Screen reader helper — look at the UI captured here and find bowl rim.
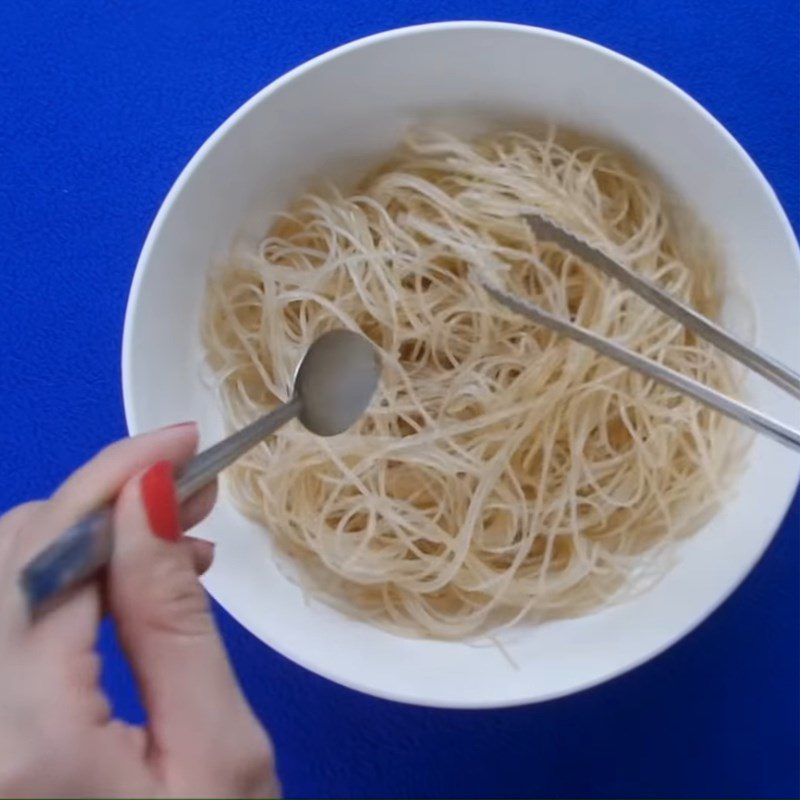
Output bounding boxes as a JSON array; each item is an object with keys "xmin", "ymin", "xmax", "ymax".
[{"xmin": 122, "ymin": 20, "xmax": 800, "ymax": 708}]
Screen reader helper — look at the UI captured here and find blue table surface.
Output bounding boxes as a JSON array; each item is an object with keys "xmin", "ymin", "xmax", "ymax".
[{"xmin": 1, "ymin": 1, "xmax": 798, "ymax": 797}]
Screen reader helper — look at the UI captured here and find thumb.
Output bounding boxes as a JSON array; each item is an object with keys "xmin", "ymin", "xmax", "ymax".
[{"xmin": 108, "ymin": 448, "xmax": 275, "ymax": 795}]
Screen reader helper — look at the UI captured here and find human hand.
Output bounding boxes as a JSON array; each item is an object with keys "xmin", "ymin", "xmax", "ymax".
[{"xmin": 0, "ymin": 424, "xmax": 279, "ymax": 798}]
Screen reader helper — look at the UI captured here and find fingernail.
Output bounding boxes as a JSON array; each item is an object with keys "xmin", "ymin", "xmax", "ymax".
[
  {"xmin": 141, "ymin": 461, "xmax": 181, "ymax": 541},
  {"xmin": 163, "ymin": 421, "xmax": 196, "ymax": 431},
  {"xmin": 191, "ymin": 539, "xmax": 216, "ymax": 575}
]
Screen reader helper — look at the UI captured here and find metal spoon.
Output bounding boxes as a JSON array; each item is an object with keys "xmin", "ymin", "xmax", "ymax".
[{"xmin": 21, "ymin": 329, "xmax": 381, "ymax": 616}]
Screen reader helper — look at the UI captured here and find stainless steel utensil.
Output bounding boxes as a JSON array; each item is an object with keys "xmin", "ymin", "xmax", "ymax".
[
  {"xmin": 21, "ymin": 329, "xmax": 381, "ymax": 616},
  {"xmin": 480, "ymin": 213, "xmax": 800, "ymax": 451}
]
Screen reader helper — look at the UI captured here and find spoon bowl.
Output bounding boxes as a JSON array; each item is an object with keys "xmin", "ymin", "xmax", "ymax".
[
  {"xmin": 296, "ymin": 329, "xmax": 382, "ymax": 436},
  {"xmin": 177, "ymin": 329, "xmax": 381, "ymax": 500}
]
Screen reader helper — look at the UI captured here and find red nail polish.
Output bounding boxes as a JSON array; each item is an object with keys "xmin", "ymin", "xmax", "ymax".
[{"xmin": 141, "ymin": 461, "xmax": 181, "ymax": 541}]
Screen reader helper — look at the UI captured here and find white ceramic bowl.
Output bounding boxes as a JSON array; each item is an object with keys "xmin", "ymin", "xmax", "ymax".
[{"xmin": 122, "ymin": 22, "xmax": 800, "ymax": 708}]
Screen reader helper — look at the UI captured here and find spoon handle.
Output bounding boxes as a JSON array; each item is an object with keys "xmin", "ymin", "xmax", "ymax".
[
  {"xmin": 20, "ymin": 397, "xmax": 302, "ymax": 617},
  {"xmin": 20, "ymin": 507, "xmax": 113, "ymax": 616},
  {"xmin": 176, "ymin": 397, "xmax": 301, "ymax": 500}
]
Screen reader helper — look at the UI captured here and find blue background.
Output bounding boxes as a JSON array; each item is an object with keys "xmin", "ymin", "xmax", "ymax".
[{"xmin": 1, "ymin": 1, "xmax": 798, "ymax": 797}]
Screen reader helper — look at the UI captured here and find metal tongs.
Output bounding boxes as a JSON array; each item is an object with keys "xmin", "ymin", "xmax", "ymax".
[{"xmin": 481, "ymin": 214, "xmax": 800, "ymax": 452}]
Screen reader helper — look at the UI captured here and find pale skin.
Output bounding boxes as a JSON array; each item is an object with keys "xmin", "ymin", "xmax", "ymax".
[{"xmin": 0, "ymin": 424, "xmax": 279, "ymax": 798}]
